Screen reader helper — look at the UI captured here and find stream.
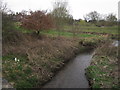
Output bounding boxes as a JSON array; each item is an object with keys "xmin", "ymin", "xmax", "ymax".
[
  {"xmin": 2, "ymin": 41, "xmax": 119, "ymax": 88},
  {"xmin": 43, "ymin": 40, "xmax": 119, "ymax": 88},
  {"xmin": 43, "ymin": 50, "xmax": 94, "ymax": 88},
  {"xmin": 112, "ymin": 40, "xmax": 119, "ymax": 47}
]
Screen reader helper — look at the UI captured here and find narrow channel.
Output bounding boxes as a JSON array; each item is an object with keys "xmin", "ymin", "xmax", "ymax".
[{"xmin": 43, "ymin": 50, "xmax": 94, "ymax": 88}]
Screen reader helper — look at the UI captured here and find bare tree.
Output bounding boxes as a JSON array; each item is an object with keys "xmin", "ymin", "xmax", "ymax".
[
  {"xmin": 1, "ymin": 0, "xmax": 15, "ymax": 30},
  {"xmin": 0, "ymin": 0, "xmax": 7, "ymax": 13},
  {"xmin": 51, "ymin": 0, "xmax": 72, "ymax": 36},
  {"xmin": 105, "ymin": 13, "xmax": 117, "ymax": 26},
  {"xmin": 106, "ymin": 13, "xmax": 117, "ymax": 22},
  {"xmin": 84, "ymin": 11, "xmax": 101, "ymax": 23}
]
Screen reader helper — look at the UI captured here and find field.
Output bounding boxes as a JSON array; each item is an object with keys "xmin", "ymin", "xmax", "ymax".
[
  {"xmin": 73, "ymin": 26, "xmax": 118, "ymax": 35},
  {"xmin": 2, "ymin": 22, "xmax": 119, "ymax": 88},
  {"xmin": 14, "ymin": 22, "xmax": 118, "ymax": 37},
  {"xmin": 2, "ymin": 0, "xmax": 119, "ymax": 88}
]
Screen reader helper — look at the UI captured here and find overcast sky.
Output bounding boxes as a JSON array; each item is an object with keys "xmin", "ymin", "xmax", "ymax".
[{"xmin": 3, "ymin": 0, "xmax": 120, "ymax": 19}]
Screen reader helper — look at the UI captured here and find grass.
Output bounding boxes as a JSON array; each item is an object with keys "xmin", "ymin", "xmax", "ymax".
[
  {"xmin": 3, "ymin": 33, "xmax": 108, "ymax": 88},
  {"xmin": 14, "ymin": 22, "xmax": 33, "ymax": 33},
  {"xmin": 65, "ymin": 25, "xmax": 118, "ymax": 34},
  {"xmin": 41, "ymin": 30, "xmax": 99, "ymax": 37},
  {"xmin": 2, "ymin": 53, "xmax": 38, "ymax": 88},
  {"xmin": 3, "ymin": 36, "xmax": 80, "ymax": 88},
  {"xmin": 3, "ymin": 22, "xmax": 118, "ymax": 88},
  {"xmin": 66, "ymin": 25, "xmax": 118, "ymax": 35},
  {"xmin": 14, "ymin": 22, "xmax": 118, "ymax": 36},
  {"xmin": 86, "ymin": 41, "xmax": 119, "ymax": 88}
]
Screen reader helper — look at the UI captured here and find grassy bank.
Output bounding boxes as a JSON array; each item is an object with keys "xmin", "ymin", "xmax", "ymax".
[
  {"xmin": 64, "ymin": 25, "xmax": 118, "ymax": 35},
  {"xmin": 14, "ymin": 23, "xmax": 118, "ymax": 37},
  {"xmin": 86, "ymin": 41, "xmax": 119, "ymax": 88},
  {"xmin": 2, "ymin": 30, "xmax": 108, "ymax": 88},
  {"xmin": 78, "ymin": 26, "xmax": 118, "ymax": 35},
  {"xmin": 41, "ymin": 30, "xmax": 100, "ymax": 37},
  {"xmin": 3, "ymin": 22, "xmax": 116, "ymax": 88}
]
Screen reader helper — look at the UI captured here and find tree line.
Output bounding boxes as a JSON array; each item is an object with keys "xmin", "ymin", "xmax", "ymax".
[
  {"xmin": 84, "ymin": 11, "xmax": 117, "ymax": 26},
  {"xmin": 1, "ymin": 0, "xmax": 118, "ymax": 35}
]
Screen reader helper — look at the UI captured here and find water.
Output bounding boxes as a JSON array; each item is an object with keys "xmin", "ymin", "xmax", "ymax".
[
  {"xmin": 43, "ymin": 41, "xmax": 119, "ymax": 88},
  {"xmin": 112, "ymin": 41, "xmax": 119, "ymax": 47},
  {"xmin": 2, "ymin": 41, "xmax": 118, "ymax": 88},
  {"xmin": 43, "ymin": 51, "xmax": 94, "ymax": 88}
]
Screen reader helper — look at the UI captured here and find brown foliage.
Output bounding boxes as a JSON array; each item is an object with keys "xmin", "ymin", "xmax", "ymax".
[
  {"xmin": 21, "ymin": 10, "xmax": 54, "ymax": 32},
  {"xmin": 3, "ymin": 35, "xmax": 81, "ymax": 85}
]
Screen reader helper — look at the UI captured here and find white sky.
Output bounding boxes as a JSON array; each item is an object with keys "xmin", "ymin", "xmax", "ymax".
[{"xmin": 3, "ymin": 0, "xmax": 120, "ymax": 19}]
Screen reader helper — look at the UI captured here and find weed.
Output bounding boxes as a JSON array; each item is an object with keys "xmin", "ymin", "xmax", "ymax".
[
  {"xmin": 2, "ymin": 53, "xmax": 38, "ymax": 88},
  {"xmin": 86, "ymin": 41, "xmax": 119, "ymax": 88}
]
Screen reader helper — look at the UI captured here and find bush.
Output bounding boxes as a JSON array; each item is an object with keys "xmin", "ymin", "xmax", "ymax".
[
  {"xmin": 2, "ymin": 13, "xmax": 25, "ymax": 44},
  {"xmin": 21, "ymin": 10, "xmax": 54, "ymax": 34},
  {"xmin": 2, "ymin": 13, "xmax": 15, "ymax": 30},
  {"xmin": 2, "ymin": 29, "xmax": 24, "ymax": 44},
  {"xmin": 79, "ymin": 36, "xmax": 107, "ymax": 48}
]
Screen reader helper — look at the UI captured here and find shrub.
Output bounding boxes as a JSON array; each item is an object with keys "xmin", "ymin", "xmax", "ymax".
[
  {"xmin": 79, "ymin": 36, "xmax": 107, "ymax": 48},
  {"xmin": 21, "ymin": 10, "xmax": 54, "ymax": 34},
  {"xmin": 2, "ymin": 29, "xmax": 24, "ymax": 44}
]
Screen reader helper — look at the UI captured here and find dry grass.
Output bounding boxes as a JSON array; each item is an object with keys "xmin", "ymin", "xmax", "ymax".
[
  {"xmin": 2, "ymin": 31, "xmax": 108, "ymax": 88},
  {"xmin": 86, "ymin": 41, "xmax": 119, "ymax": 88},
  {"xmin": 3, "ymin": 33, "xmax": 83, "ymax": 87}
]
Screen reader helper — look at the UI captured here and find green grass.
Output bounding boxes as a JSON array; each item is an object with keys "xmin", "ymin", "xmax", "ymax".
[
  {"xmin": 2, "ymin": 53, "xmax": 38, "ymax": 88},
  {"xmin": 14, "ymin": 22, "xmax": 33, "ymax": 33},
  {"xmin": 14, "ymin": 22, "xmax": 118, "ymax": 37},
  {"xmin": 77, "ymin": 33, "xmax": 97, "ymax": 37},
  {"xmin": 41, "ymin": 30, "xmax": 99, "ymax": 37},
  {"xmin": 86, "ymin": 44, "xmax": 119, "ymax": 88},
  {"xmin": 64, "ymin": 25, "xmax": 118, "ymax": 35},
  {"xmin": 3, "ymin": 21, "xmax": 118, "ymax": 88},
  {"xmin": 77, "ymin": 26, "xmax": 118, "ymax": 35},
  {"xmin": 2, "ymin": 32, "xmax": 109, "ymax": 88}
]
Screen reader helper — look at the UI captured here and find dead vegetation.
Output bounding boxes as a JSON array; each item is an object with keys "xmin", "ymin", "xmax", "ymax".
[
  {"xmin": 86, "ymin": 41, "xmax": 119, "ymax": 88},
  {"xmin": 2, "ymin": 31, "xmax": 83, "ymax": 87},
  {"xmin": 2, "ymin": 29, "xmax": 109, "ymax": 87}
]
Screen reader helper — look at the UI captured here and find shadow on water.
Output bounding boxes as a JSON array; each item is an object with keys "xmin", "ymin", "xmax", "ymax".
[{"xmin": 43, "ymin": 50, "xmax": 94, "ymax": 88}]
